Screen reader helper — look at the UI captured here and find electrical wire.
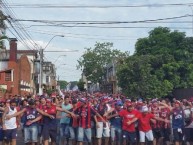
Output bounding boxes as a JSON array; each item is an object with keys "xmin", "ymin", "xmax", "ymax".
[
  {"xmin": 2, "ymin": 0, "xmax": 39, "ymax": 50},
  {"xmin": 5, "ymin": 3, "xmax": 193, "ymax": 8},
  {"xmin": 12, "ymin": 14, "xmax": 192, "ymax": 24}
]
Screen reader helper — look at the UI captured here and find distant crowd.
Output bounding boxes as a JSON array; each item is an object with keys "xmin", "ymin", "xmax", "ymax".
[{"xmin": 0, "ymin": 92, "xmax": 193, "ymax": 145}]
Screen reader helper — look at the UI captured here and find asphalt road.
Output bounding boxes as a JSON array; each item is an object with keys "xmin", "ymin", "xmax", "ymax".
[{"xmin": 17, "ymin": 129, "xmax": 24, "ymax": 145}]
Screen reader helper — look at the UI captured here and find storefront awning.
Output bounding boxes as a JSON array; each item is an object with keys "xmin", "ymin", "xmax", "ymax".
[{"xmin": 20, "ymin": 85, "xmax": 30, "ymax": 89}]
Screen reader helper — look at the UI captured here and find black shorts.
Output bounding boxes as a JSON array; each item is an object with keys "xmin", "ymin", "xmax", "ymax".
[
  {"xmin": 184, "ymin": 128, "xmax": 193, "ymax": 142},
  {"xmin": 173, "ymin": 129, "xmax": 183, "ymax": 142},
  {"xmin": 0, "ymin": 129, "xmax": 3, "ymax": 141},
  {"xmin": 122, "ymin": 130, "xmax": 137, "ymax": 143},
  {"xmin": 160, "ymin": 128, "xmax": 170, "ymax": 141},
  {"xmin": 3, "ymin": 128, "xmax": 17, "ymax": 141},
  {"xmin": 152, "ymin": 128, "xmax": 161, "ymax": 139},
  {"xmin": 42, "ymin": 125, "xmax": 57, "ymax": 142}
]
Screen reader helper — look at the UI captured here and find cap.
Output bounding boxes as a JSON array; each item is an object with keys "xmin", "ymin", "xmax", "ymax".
[
  {"xmin": 79, "ymin": 98, "xmax": 87, "ymax": 104},
  {"xmin": 28, "ymin": 99, "xmax": 35, "ymax": 105},
  {"xmin": 141, "ymin": 106, "xmax": 149, "ymax": 112},
  {"xmin": 151, "ymin": 99, "xmax": 158, "ymax": 103},
  {"xmin": 175, "ymin": 100, "xmax": 181, "ymax": 105},
  {"xmin": 46, "ymin": 99, "xmax": 52, "ymax": 104},
  {"xmin": 115, "ymin": 101, "xmax": 123, "ymax": 106},
  {"xmin": 126, "ymin": 102, "xmax": 132, "ymax": 107},
  {"xmin": 6, "ymin": 99, "xmax": 10, "ymax": 103},
  {"xmin": 137, "ymin": 101, "xmax": 144, "ymax": 106}
]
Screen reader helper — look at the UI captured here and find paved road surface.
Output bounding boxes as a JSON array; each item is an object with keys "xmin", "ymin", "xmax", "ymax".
[{"xmin": 17, "ymin": 129, "xmax": 24, "ymax": 145}]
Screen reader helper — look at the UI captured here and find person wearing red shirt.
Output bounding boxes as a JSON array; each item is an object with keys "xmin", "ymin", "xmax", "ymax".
[
  {"xmin": 36, "ymin": 97, "xmax": 47, "ymax": 145},
  {"xmin": 119, "ymin": 102, "xmax": 139, "ymax": 145},
  {"xmin": 158, "ymin": 100, "xmax": 171, "ymax": 145},
  {"xmin": 149, "ymin": 99, "xmax": 164, "ymax": 145},
  {"xmin": 42, "ymin": 99, "xmax": 75, "ymax": 145},
  {"xmin": 137, "ymin": 106, "xmax": 169, "ymax": 145},
  {"xmin": 75, "ymin": 98, "xmax": 105, "ymax": 145}
]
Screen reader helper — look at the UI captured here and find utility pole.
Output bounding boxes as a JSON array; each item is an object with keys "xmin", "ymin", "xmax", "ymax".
[
  {"xmin": 38, "ymin": 35, "xmax": 64, "ymax": 95},
  {"xmin": 39, "ymin": 48, "xmax": 43, "ymax": 95},
  {"xmin": 37, "ymin": 35, "xmax": 78, "ymax": 95}
]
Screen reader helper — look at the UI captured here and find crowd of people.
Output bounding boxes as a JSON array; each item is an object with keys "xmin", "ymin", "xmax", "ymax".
[{"xmin": 0, "ymin": 91, "xmax": 193, "ymax": 145}]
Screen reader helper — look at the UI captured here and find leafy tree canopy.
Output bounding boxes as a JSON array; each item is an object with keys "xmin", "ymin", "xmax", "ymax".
[
  {"xmin": 58, "ymin": 80, "xmax": 68, "ymax": 90},
  {"xmin": 77, "ymin": 79, "xmax": 85, "ymax": 91},
  {"xmin": 117, "ymin": 27, "xmax": 193, "ymax": 99},
  {"xmin": 78, "ymin": 42, "xmax": 129, "ymax": 83}
]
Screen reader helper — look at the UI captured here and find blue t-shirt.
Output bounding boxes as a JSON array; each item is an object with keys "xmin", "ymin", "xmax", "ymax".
[
  {"xmin": 110, "ymin": 110, "xmax": 122, "ymax": 128},
  {"xmin": 172, "ymin": 108, "xmax": 184, "ymax": 129},
  {"xmin": 24, "ymin": 107, "xmax": 39, "ymax": 127}
]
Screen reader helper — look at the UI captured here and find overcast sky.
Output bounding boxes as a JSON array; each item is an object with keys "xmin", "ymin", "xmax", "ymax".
[{"xmin": 3, "ymin": 0, "xmax": 193, "ymax": 82}]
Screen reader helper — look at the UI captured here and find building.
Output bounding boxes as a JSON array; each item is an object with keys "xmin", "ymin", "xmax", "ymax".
[
  {"xmin": 81, "ymin": 71, "xmax": 100, "ymax": 93},
  {"xmin": 101, "ymin": 60, "xmax": 121, "ymax": 94},
  {"xmin": 65, "ymin": 81, "xmax": 78, "ymax": 91},
  {"xmin": 0, "ymin": 38, "xmax": 35, "ymax": 96},
  {"xmin": 81, "ymin": 60, "xmax": 120, "ymax": 94},
  {"xmin": 42, "ymin": 61, "xmax": 57, "ymax": 90}
]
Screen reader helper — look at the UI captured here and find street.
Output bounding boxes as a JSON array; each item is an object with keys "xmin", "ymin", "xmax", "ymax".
[{"xmin": 17, "ymin": 129, "xmax": 24, "ymax": 145}]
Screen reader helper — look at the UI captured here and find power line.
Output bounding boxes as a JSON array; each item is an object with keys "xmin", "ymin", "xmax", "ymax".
[
  {"xmin": 5, "ymin": 3, "xmax": 193, "ymax": 8},
  {"xmin": 44, "ymin": 50, "xmax": 79, "ymax": 52},
  {"xmin": 2, "ymin": 1, "xmax": 35, "ymax": 50},
  {"xmin": 2, "ymin": 0, "xmax": 39, "ymax": 50},
  {"xmin": 11, "ymin": 24, "xmax": 193, "ymax": 30},
  {"xmin": 12, "ymin": 14, "xmax": 192, "ymax": 24}
]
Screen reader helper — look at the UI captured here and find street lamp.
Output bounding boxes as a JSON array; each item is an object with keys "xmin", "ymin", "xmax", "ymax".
[
  {"xmin": 53, "ymin": 55, "xmax": 66, "ymax": 64},
  {"xmin": 43, "ymin": 35, "xmax": 64, "ymax": 50},
  {"xmin": 39, "ymin": 35, "xmax": 64, "ymax": 95}
]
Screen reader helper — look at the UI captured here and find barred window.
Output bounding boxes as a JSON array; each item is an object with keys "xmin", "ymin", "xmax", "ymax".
[{"xmin": 5, "ymin": 72, "xmax": 11, "ymax": 81}]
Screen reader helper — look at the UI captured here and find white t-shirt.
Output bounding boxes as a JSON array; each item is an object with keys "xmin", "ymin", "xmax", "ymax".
[
  {"xmin": 5, "ymin": 107, "xmax": 17, "ymax": 129},
  {"xmin": 185, "ymin": 107, "xmax": 193, "ymax": 128}
]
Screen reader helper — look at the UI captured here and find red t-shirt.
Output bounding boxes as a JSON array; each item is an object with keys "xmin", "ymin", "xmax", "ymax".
[
  {"xmin": 149, "ymin": 105, "xmax": 160, "ymax": 128},
  {"xmin": 44, "ymin": 105, "xmax": 57, "ymax": 125},
  {"xmin": 37, "ymin": 104, "xmax": 47, "ymax": 124},
  {"xmin": 119, "ymin": 109, "xmax": 139, "ymax": 132},
  {"xmin": 159, "ymin": 107, "xmax": 170, "ymax": 128},
  {"xmin": 138, "ymin": 113, "xmax": 155, "ymax": 132}
]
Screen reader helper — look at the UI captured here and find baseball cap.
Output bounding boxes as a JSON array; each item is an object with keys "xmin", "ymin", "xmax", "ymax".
[
  {"xmin": 46, "ymin": 99, "xmax": 52, "ymax": 104},
  {"xmin": 175, "ymin": 100, "xmax": 181, "ymax": 105},
  {"xmin": 151, "ymin": 99, "xmax": 158, "ymax": 103},
  {"xmin": 79, "ymin": 98, "xmax": 87, "ymax": 104},
  {"xmin": 126, "ymin": 102, "xmax": 133, "ymax": 108},
  {"xmin": 141, "ymin": 106, "xmax": 149, "ymax": 112},
  {"xmin": 115, "ymin": 101, "xmax": 123, "ymax": 106}
]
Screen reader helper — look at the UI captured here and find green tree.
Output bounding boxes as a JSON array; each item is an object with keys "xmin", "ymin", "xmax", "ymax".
[
  {"xmin": 78, "ymin": 42, "xmax": 129, "ymax": 83},
  {"xmin": 77, "ymin": 79, "xmax": 85, "ymax": 91},
  {"xmin": 58, "ymin": 80, "xmax": 68, "ymax": 90},
  {"xmin": 117, "ymin": 27, "xmax": 193, "ymax": 98}
]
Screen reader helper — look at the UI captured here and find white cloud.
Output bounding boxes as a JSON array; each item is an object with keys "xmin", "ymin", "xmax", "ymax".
[{"xmin": 5, "ymin": 0, "xmax": 193, "ymax": 81}]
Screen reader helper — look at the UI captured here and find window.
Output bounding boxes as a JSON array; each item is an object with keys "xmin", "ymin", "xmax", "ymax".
[
  {"xmin": 46, "ymin": 76, "xmax": 50, "ymax": 83},
  {"xmin": 5, "ymin": 72, "xmax": 11, "ymax": 81}
]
